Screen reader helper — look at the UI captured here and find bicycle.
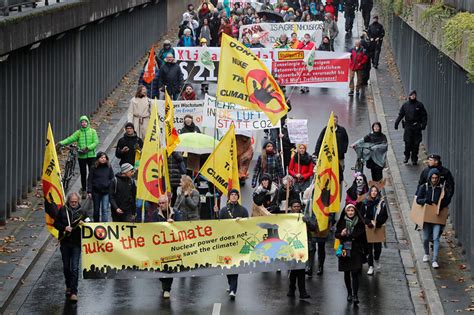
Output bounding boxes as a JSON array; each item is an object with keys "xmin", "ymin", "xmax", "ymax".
[{"xmin": 59, "ymin": 144, "xmax": 78, "ymax": 192}]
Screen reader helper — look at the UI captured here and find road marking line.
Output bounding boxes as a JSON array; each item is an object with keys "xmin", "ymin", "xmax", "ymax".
[{"xmin": 212, "ymin": 303, "xmax": 221, "ymax": 315}]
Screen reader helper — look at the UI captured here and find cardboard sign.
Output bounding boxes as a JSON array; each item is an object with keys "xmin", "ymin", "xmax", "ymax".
[
  {"xmin": 409, "ymin": 198, "xmax": 449, "ymax": 227},
  {"xmin": 365, "ymin": 225, "xmax": 386, "ymax": 243}
]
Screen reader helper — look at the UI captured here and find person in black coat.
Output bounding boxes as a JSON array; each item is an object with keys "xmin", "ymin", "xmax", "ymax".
[
  {"xmin": 110, "ymin": 163, "xmax": 136, "ymax": 222},
  {"xmin": 335, "ymin": 204, "xmax": 366, "ymax": 305},
  {"xmin": 394, "ymin": 90, "xmax": 428, "ymax": 165},
  {"xmin": 158, "ymin": 53, "xmax": 184, "ymax": 100},
  {"xmin": 363, "ymin": 186, "xmax": 388, "ymax": 275},
  {"xmin": 313, "ymin": 114, "xmax": 349, "ymax": 171},
  {"xmin": 361, "ymin": 122, "xmax": 387, "ymax": 182},
  {"xmin": 168, "ymin": 151, "xmax": 186, "ymax": 206},
  {"xmin": 318, "ymin": 36, "xmax": 332, "ymax": 51},
  {"xmin": 115, "ymin": 123, "xmax": 144, "ymax": 167},
  {"xmin": 219, "ymin": 189, "xmax": 249, "ymax": 300},
  {"xmin": 343, "ymin": 0, "xmax": 358, "ymax": 32},
  {"xmin": 417, "ymin": 154, "xmax": 454, "ymax": 203},
  {"xmin": 87, "ymin": 152, "xmax": 114, "ymax": 222},
  {"xmin": 360, "ymin": 0, "xmax": 373, "ymax": 30},
  {"xmin": 367, "ymin": 15, "xmax": 385, "ymax": 68},
  {"xmin": 53, "ymin": 192, "xmax": 90, "ymax": 302},
  {"xmin": 180, "ymin": 114, "xmax": 202, "ymax": 134}
]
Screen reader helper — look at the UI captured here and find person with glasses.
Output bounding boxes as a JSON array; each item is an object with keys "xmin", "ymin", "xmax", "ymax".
[{"xmin": 109, "ymin": 163, "xmax": 136, "ymax": 222}]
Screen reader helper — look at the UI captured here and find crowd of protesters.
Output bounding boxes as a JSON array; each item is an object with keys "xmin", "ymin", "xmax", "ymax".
[{"xmin": 52, "ymin": 0, "xmax": 455, "ymax": 307}]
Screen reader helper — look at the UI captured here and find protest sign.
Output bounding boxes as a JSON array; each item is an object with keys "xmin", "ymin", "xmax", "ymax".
[
  {"xmin": 175, "ymin": 47, "xmax": 274, "ymax": 83},
  {"xmin": 286, "ymin": 119, "xmax": 309, "ymax": 145},
  {"xmin": 155, "ymin": 100, "xmax": 204, "ymax": 133},
  {"xmin": 273, "ymin": 50, "xmax": 350, "ymax": 88},
  {"xmin": 202, "ymin": 95, "xmax": 280, "ymax": 131},
  {"xmin": 239, "ymin": 21, "xmax": 323, "ymax": 47},
  {"xmin": 82, "ymin": 214, "xmax": 307, "ymax": 279}
]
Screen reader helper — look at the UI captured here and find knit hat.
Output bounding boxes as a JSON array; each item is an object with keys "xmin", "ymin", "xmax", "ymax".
[
  {"xmin": 124, "ymin": 122, "xmax": 135, "ymax": 129},
  {"xmin": 163, "ymin": 40, "xmax": 171, "ymax": 45},
  {"xmin": 260, "ymin": 173, "xmax": 272, "ymax": 183},
  {"xmin": 428, "ymin": 154, "xmax": 441, "ymax": 162},
  {"xmin": 262, "ymin": 139, "xmax": 275, "ymax": 149},
  {"xmin": 345, "ymin": 204, "xmax": 356, "ymax": 211},
  {"xmin": 228, "ymin": 189, "xmax": 240, "ymax": 198},
  {"xmin": 121, "ymin": 163, "xmax": 134, "ymax": 173},
  {"xmin": 409, "ymin": 90, "xmax": 417, "ymax": 96}
]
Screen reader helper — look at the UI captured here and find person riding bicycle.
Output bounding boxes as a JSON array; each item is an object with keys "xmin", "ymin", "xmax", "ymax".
[{"xmin": 58, "ymin": 115, "xmax": 99, "ymax": 199}]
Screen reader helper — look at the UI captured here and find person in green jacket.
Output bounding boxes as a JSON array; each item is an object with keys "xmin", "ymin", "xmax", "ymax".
[{"xmin": 58, "ymin": 116, "xmax": 99, "ymax": 198}]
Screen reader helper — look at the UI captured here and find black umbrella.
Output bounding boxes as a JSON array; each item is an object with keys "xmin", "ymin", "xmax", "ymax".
[{"xmin": 257, "ymin": 10, "xmax": 284, "ymax": 23}]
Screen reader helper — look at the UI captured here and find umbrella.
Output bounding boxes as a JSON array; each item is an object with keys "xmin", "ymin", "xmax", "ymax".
[
  {"xmin": 176, "ymin": 133, "xmax": 219, "ymax": 154},
  {"xmin": 257, "ymin": 10, "xmax": 284, "ymax": 23}
]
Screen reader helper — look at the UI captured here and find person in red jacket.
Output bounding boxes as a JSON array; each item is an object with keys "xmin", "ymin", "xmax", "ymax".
[
  {"xmin": 289, "ymin": 144, "xmax": 315, "ymax": 192},
  {"xmin": 325, "ymin": 0, "xmax": 337, "ymax": 21},
  {"xmin": 348, "ymin": 40, "xmax": 369, "ymax": 96}
]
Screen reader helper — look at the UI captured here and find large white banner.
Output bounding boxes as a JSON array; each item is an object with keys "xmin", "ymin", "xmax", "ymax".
[
  {"xmin": 202, "ymin": 95, "xmax": 280, "ymax": 131},
  {"xmin": 239, "ymin": 21, "xmax": 324, "ymax": 47},
  {"xmin": 174, "ymin": 47, "xmax": 274, "ymax": 61}
]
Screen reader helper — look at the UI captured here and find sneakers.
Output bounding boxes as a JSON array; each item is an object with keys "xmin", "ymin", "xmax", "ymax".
[
  {"xmin": 347, "ymin": 294, "xmax": 353, "ymax": 303},
  {"xmin": 353, "ymin": 295, "xmax": 359, "ymax": 305},
  {"xmin": 348, "ymin": 90, "xmax": 354, "ymax": 96},
  {"xmin": 300, "ymin": 293, "xmax": 310, "ymax": 299},
  {"xmin": 316, "ymin": 266, "xmax": 324, "ymax": 276},
  {"xmin": 356, "ymin": 90, "xmax": 360, "ymax": 95},
  {"xmin": 163, "ymin": 291, "xmax": 170, "ymax": 299},
  {"xmin": 69, "ymin": 294, "xmax": 78, "ymax": 302},
  {"xmin": 375, "ymin": 261, "xmax": 381, "ymax": 271},
  {"xmin": 403, "ymin": 157, "xmax": 409, "ymax": 164},
  {"xmin": 367, "ymin": 266, "xmax": 374, "ymax": 275},
  {"xmin": 300, "ymin": 88, "xmax": 306, "ymax": 94},
  {"xmin": 432, "ymin": 261, "xmax": 440, "ymax": 269},
  {"xmin": 229, "ymin": 291, "xmax": 236, "ymax": 300},
  {"xmin": 65, "ymin": 288, "xmax": 71, "ymax": 297},
  {"xmin": 422, "ymin": 254, "xmax": 430, "ymax": 262}
]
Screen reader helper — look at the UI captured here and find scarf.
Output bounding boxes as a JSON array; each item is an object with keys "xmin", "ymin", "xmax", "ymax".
[
  {"xmin": 293, "ymin": 152, "xmax": 312, "ymax": 166},
  {"xmin": 344, "ymin": 215, "xmax": 359, "ymax": 235}
]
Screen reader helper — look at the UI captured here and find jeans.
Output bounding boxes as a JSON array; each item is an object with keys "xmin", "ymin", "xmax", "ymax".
[
  {"xmin": 423, "ymin": 223, "xmax": 441, "ymax": 262},
  {"xmin": 78, "ymin": 158, "xmax": 94, "ymax": 191},
  {"xmin": 60, "ymin": 243, "xmax": 81, "ymax": 294},
  {"xmin": 227, "ymin": 274, "xmax": 238, "ymax": 293},
  {"xmin": 92, "ymin": 192, "xmax": 109, "ymax": 222},
  {"xmin": 367, "ymin": 242, "xmax": 382, "ymax": 266}
]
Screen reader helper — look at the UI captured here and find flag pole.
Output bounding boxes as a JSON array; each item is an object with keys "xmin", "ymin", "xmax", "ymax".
[
  {"xmin": 278, "ymin": 126, "xmax": 286, "ymax": 176},
  {"xmin": 141, "ymin": 202, "xmax": 145, "ymax": 223},
  {"xmin": 212, "ymin": 93, "xmax": 219, "ymax": 219},
  {"xmin": 285, "ymin": 177, "xmax": 290, "ymax": 214}
]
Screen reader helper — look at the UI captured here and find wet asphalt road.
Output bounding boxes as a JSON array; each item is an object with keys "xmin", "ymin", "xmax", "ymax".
[{"xmin": 13, "ymin": 14, "xmax": 416, "ymax": 315}]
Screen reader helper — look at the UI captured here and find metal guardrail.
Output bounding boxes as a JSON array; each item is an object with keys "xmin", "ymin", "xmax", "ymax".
[
  {"xmin": 443, "ymin": 0, "xmax": 474, "ymax": 12},
  {"xmin": 0, "ymin": 0, "xmax": 168, "ymax": 223}
]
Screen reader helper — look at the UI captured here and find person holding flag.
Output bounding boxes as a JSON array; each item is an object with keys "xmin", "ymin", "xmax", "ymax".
[
  {"xmin": 312, "ymin": 112, "xmax": 341, "ymax": 233},
  {"xmin": 54, "ymin": 191, "xmax": 90, "ymax": 302},
  {"xmin": 164, "ymin": 90, "xmax": 181, "ymax": 155}
]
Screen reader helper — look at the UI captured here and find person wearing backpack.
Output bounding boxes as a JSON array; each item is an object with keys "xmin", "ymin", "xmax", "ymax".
[{"xmin": 109, "ymin": 163, "xmax": 136, "ymax": 222}]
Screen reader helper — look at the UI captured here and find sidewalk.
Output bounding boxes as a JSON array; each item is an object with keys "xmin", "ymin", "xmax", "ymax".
[
  {"xmin": 370, "ymin": 8, "xmax": 474, "ymax": 314},
  {"xmin": 0, "ymin": 31, "xmax": 178, "ymax": 312}
]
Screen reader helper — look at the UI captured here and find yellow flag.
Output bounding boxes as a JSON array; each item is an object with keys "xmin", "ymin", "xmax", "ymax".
[
  {"xmin": 312, "ymin": 112, "xmax": 340, "ymax": 231},
  {"xmin": 136, "ymin": 100, "xmax": 167, "ymax": 203},
  {"xmin": 42, "ymin": 123, "xmax": 64, "ymax": 238},
  {"xmin": 164, "ymin": 90, "xmax": 180, "ymax": 156},
  {"xmin": 200, "ymin": 124, "xmax": 240, "ymax": 195},
  {"xmin": 217, "ymin": 33, "xmax": 288, "ymax": 126}
]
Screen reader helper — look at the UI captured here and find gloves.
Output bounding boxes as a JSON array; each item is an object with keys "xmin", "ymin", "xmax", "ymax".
[{"xmin": 394, "ymin": 124, "xmax": 398, "ymax": 130}]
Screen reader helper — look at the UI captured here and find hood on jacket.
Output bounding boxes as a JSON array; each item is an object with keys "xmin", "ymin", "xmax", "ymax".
[
  {"xmin": 260, "ymin": 173, "xmax": 272, "ymax": 183},
  {"xmin": 79, "ymin": 115, "xmax": 90, "ymax": 129},
  {"xmin": 428, "ymin": 168, "xmax": 440, "ymax": 186}
]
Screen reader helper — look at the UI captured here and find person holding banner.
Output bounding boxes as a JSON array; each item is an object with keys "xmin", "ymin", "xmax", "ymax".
[
  {"xmin": 152, "ymin": 195, "xmax": 183, "ymax": 298},
  {"xmin": 335, "ymin": 204, "xmax": 366, "ymax": 306},
  {"xmin": 287, "ymin": 199, "xmax": 311, "ymax": 299},
  {"xmin": 218, "ymin": 189, "xmax": 249, "ymax": 300},
  {"xmin": 252, "ymin": 140, "xmax": 284, "ymax": 189},
  {"xmin": 253, "ymin": 173, "xmax": 279, "ymax": 214},
  {"xmin": 363, "ymin": 186, "xmax": 388, "ymax": 275},
  {"xmin": 174, "ymin": 175, "xmax": 201, "ymax": 220},
  {"xmin": 416, "ymin": 169, "xmax": 450, "ymax": 269},
  {"xmin": 288, "ymin": 144, "xmax": 314, "ymax": 193},
  {"xmin": 54, "ymin": 192, "xmax": 90, "ymax": 302}
]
